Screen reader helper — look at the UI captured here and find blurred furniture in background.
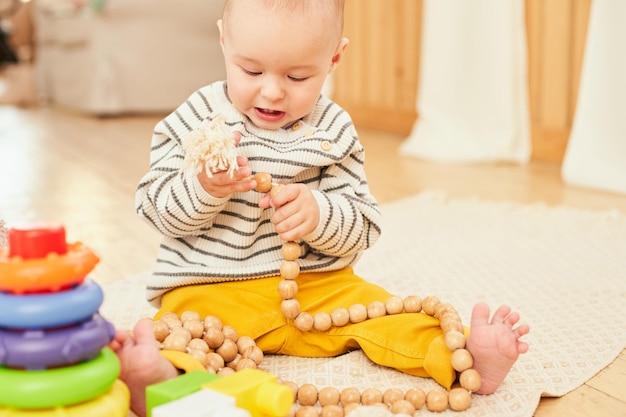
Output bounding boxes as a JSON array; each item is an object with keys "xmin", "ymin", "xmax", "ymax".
[
  {"xmin": 33, "ymin": 0, "xmax": 225, "ymax": 115},
  {"xmin": 0, "ymin": 0, "xmax": 37, "ymax": 106}
]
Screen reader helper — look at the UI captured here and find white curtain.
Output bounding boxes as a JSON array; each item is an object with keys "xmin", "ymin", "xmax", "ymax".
[
  {"xmin": 400, "ymin": 0, "xmax": 530, "ymax": 163},
  {"xmin": 561, "ymin": 0, "xmax": 626, "ymax": 195}
]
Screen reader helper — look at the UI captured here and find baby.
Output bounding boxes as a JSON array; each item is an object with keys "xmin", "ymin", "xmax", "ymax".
[{"xmin": 111, "ymin": 1, "xmax": 529, "ymax": 416}]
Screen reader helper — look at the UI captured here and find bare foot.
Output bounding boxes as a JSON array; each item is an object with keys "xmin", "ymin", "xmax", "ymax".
[
  {"xmin": 109, "ymin": 319, "xmax": 179, "ymax": 417},
  {"xmin": 466, "ymin": 303, "xmax": 530, "ymax": 394}
]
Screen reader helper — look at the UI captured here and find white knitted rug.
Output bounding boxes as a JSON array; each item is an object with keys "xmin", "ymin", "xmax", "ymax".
[{"xmin": 101, "ymin": 191, "xmax": 626, "ymax": 417}]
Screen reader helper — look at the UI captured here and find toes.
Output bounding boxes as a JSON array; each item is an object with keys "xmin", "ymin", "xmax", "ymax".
[
  {"xmin": 517, "ymin": 340, "xmax": 529, "ymax": 354},
  {"xmin": 505, "ymin": 311, "xmax": 521, "ymax": 327},
  {"xmin": 470, "ymin": 302, "xmax": 491, "ymax": 327},
  {"xmin": 491, "ymin": 305, "xmax": 512, "ymax": 324}
]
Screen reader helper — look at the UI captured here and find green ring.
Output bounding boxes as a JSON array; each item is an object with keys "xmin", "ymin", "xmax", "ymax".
[{"xmin": 0, "ymin": 347, "xmax": 120, "ymax": 409}]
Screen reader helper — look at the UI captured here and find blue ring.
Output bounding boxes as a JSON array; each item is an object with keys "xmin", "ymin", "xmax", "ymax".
[
  {"xmin": 0, "ymin": 314, "xmax": 115, "ymax": 370},
  {"xmin": 0, "ymin": 279, "xmax": 103, "ymax": 329}
]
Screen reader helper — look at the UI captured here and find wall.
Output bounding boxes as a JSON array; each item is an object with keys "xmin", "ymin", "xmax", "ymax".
[{"xmin": 332, "ymin": 0, "xmax": 592, "ymax": 163}]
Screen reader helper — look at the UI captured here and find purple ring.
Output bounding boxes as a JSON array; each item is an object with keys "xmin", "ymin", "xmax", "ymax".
[{"xmin": 0, "ymin": 314, "xmax": 115, "ymax": 370}]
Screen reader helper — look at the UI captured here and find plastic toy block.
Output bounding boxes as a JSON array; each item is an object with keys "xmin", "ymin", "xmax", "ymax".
[
  {"xmin": 146, "ymin": 370, "xmax": 220, "ymax": 417},
  {"xmin": 203, "ymin": 368, "xmax": 294, "ymax": 417},
  {"xmin": 152, "ymin": 389, "xmax": 251, "ymax": 417}
]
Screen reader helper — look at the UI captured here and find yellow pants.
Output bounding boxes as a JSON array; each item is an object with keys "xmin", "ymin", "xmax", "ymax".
[{"xmin": 158, "ymin": 267, "xmax": 458, "ymax": 389}]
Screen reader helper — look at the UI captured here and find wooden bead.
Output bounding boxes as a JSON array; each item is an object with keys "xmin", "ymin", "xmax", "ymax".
[
  {"xmin": 236, "ymin": 335, "xmax": 256, "ymax": 353},
  {"xmin": 222, "ymin": 325, "xmax": 239, "ymax": 342},
  {"xmin": 348, "ymin": 303, "xmax": 368, "ymax": 323},
  {"xmin": 445, "ymin": 330, "xmax": 466, "ymax": 351},
  {"xmin": 226, "ymin": 353, "xmax": 242, "ymax": 370},
  {"xmin": 382, "ymin": 388, "xmax": 404, "ymax": 406},
  {"xmin": 320, "ymin": 404, "xmax": 344, "ymax": 417},
  {"xmin": 216, "ymin": 338, "xmax": 238, "ymax": 362},
  {"xmin": 203, "ymin": 327, "xmax": 225, "ymax": 349},
  {"xmin": 183, "ymin": 320, "xmax": 204, "ymax": 339},
  {"xmin": 235, "ymin": 357, "xmax": 257, "ymax": 371},
  {"xmin": 391, "ymin": 399, "xmax": 416, "ymax": 415},
  {"xmin": 218, "ymin": 366, "xmax": 235, "ymax": 377},
  {"xmin": 297, "ymin": 383, "xmax": 318, "ymax": 406},
  {"xmin": 339, "ymin": 387, "xmax": 361, "ymax": 406},
  {"xmin": 403, "ymin": 295, "xmax": 422, "ymax": 313},
  {"xmin": 161, "ymin": 334, "xmax": 188, "ymax": 352},
  {"xmin": 318, "ymin": 387, "xmax": 340, "ymax": 406},
  {"xmin": 361, "ymin": 388, "xmax": 383, "ymax": 405},
  {"xmin": 330, "ymin": 307, "xmax": 350, "ymax": 327},
  {"xmin": 313, "ymin": 312, "xmax": 332, "ymax": 332},
  {"xmin": 460, "ymin": 369, "xmax": 482, "ymax": 392},
  {"xmin": 278, "ymin": 279, "xmax": 299, "ymax": 299},
  {"xmin": 451, "ymin": 348, "xmax": 474, "ymax": 372},
  {"xmin": 203, "ymin": 315, "xmax": 223, "ymax": 331},
  {"xmin": 206, "ymin": 352, "xmax": 225, "ymax": 371},
  {"xmin": 241, "ymin": 345, "xmax": 264, "ymax": 365},
  {"xmin": 295, "ymin": 406, "xmax": 318, "ymax": 417},
  {"xmin": 385, "ymin": 296, "xmax": 404, "ymax": 315},
  {"xmin": 160, "ymin": 314, "xmax": 182, "ymax": 329},
  {"xmin": 188, "ymin": 349, "xmax": 209, "ymax": 367},
  {"xmin": 367, "ymin": 301, "xmax": 387, "ymax": 319},
  {"xmin": 281, "ymin": 241, "xmax": 301, "ymax": 261},
  {"xmin": 281, "ymin": 299, "xmax": 301, "ymax": 319},
  {"xmin": 170, "ymin": 327, "xmax": 192, "ymax": 344},
  {"xmin": 426, "ymin": 388, "xmax": 448, "ymax": 412},
  {"xmin": 434, "ymin": 302, "xmax": 457, "ymax": 319},
  {"xmin": 151, "ymin": 320, "xmax": 170, "ymax": 342},
  {"xmin": 404, "ymin": 387, "xmax": 426, "ymax": 409},
  {"xmin": 253, "ymin": 172, "xmax": 273, "ymax": 193},
  {"xmin": 294, "ymin": 312, "xmax": 314, "ymax": 332},
  {"xmin": 440, "ymin": 315, "xmax": 464, "ymax": 334},
  {"xmin": 187, "ymin": 338, "xmax": 210, "ymax": 353},
  {"xmin": 421, "ymin": 296, "xmax": 440, "ymax": 316},
  {"xmin": 448, "ymin": 387, "xmax": 472, "ymax": 411},
  {"xmin": 180, "ymin": 310, "xmax": 202, "ymax": 323},
  {"xmin": 280, "ymin": 261, "xmax": 300, "ymax": 280}
]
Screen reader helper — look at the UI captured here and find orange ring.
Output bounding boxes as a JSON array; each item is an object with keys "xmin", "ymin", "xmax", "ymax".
[{"xmin": 0, "ymin": 242, "xmax": 99, "ymax": 294}]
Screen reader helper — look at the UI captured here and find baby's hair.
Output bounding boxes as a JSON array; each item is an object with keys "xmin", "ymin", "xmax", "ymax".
[{"xmin": 222, "ymin": 0, "xmax": 345, "ymax": 40}]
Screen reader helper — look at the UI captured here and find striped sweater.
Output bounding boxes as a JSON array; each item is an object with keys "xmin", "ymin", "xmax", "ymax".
[{"xmin": 136, "ymin": 81, "xmax": 382, "ymax": 306}]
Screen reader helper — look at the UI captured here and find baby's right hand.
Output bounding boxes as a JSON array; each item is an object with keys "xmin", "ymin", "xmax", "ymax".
[{"xmin": 197, "ymin": 155, "xmax": 255, "ymax": 198}]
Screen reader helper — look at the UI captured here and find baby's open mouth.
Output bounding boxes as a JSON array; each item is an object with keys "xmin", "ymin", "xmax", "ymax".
[
  {"xmin": 257, "ymin": 108, "xmax": 283, "ymax": 115},
  {"xmin": 255, "ymin": 107, "xmax": 285, "ymax": 121}
]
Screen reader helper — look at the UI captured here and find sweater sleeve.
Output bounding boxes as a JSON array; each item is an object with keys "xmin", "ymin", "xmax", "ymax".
[
  {"xmin": 135, "ymin": 86, "xmax": 231, "ymax": 238},
  {"xmin": 302, "ymin": 126, "xmax": 382, "ymax": 258}
]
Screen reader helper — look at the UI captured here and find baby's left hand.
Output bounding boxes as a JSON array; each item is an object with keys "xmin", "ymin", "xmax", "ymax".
[{"xmin": 259, "ymin": 184, "xmax": 320, "ymax": 241}]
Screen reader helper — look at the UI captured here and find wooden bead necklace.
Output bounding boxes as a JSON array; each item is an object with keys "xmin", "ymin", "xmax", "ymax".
[
  {"xmin": 154, "ymin": 305, "xmax": 478, "ymax": 416},
  {"xmin": 172, "ymin": 125, "xmax": 480, "ymax": 414}
]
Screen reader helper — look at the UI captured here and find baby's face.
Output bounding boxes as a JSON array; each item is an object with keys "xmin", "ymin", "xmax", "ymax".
[{"xmin": 220, "ymin": 2, "xmax": 344, "ymax": 130}]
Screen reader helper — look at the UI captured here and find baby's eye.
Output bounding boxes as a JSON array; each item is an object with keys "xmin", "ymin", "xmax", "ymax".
[
  {"xmin": 243, "ymin": 68, "xmax": 262, "ymax": 76},
  {"xmin": 288, "ymin": 76, "xmax": 309, "ymax": 82}
]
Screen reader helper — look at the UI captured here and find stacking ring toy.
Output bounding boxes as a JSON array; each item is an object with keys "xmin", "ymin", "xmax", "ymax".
[
  {"xmin": 0, "ymin": 242, "xmax": 99, "ymax": 294},
  {"xmin": 0, "ymin": 379, "xmax": 129, "ymax": 417},
  {"xmin": 0, "ymin": 279, "xmax": 104, "ymax": 329},
  {"xmin": 0, "ymin": 347, "xmax": 120, "ymax": 409},
  {"xmin": 0, "ymin": 314, "xmax": 115, "ymax": 370}
]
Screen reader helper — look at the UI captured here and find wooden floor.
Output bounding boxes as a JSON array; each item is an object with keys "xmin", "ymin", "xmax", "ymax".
[{"xmin": 1, "ymin": 104, "xmax": 625, "ymax": 416}]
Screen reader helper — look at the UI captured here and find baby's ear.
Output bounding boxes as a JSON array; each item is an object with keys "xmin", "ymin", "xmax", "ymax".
[
  {"xmin": 217, "ymin": 19, "xmax": 225, "ymax": 50},
  {"xmin": 329, "ymin": 37, "xmax": 350, "ymax": 73}
]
